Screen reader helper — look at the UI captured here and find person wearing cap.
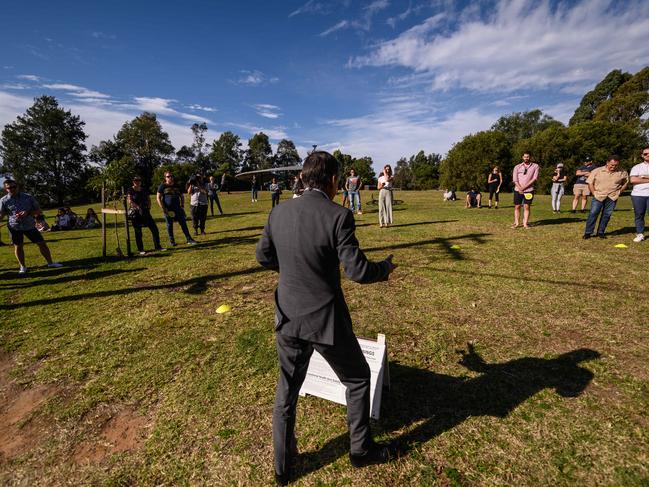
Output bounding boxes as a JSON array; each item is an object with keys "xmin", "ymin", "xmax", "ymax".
[
  {"xmin": 571, "ymin": 157, "xmax": 595, "ymax": 213},
  {"xmin": 127, "ymin": 176, "xmax": 164, "ymax": 254},
  {"xmin": 551, "ymin": 163, "xmax": 567, "ymax": 213},
  {"xmin": 582, "ymin": 155, "xmax": 629, "ymax": 239},
  {"xmin": 511, "ymin": 152, "xmax": 539, "ymax": 229},
  {"xmin": 0, "ymin": 179, "xmax": 63, "ymax": 275},
  {"xmin": 629, "ymin": 146, "xmax": 649, "ymax": 242}
]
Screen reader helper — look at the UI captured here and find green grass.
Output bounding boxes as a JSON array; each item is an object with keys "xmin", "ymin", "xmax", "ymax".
[{"xmin": 1, "ymin": 191, "xmax": 648, "ymax": 486}]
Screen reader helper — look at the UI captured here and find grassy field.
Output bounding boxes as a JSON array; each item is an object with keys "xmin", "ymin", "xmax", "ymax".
[{"xmin": 1, "ymin": 190, "xmax": 647, "ymax": 486}]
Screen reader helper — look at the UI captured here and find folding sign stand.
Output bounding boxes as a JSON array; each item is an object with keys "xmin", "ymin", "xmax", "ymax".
[{"xmin": 299, "ymin": 334, "xmax": 390, "ymax": 419}]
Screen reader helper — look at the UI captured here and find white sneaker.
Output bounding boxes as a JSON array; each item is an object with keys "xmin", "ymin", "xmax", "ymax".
[
  {"xmin": 139, "ymin": 251, "xmax": 147, "ymax": 256},
  {"xmin": 47, "ymin": 262, "xmax": 63, "ymax": 268},
  {"xmin": 633, "ymin": 234, "xmax": 645, "ymax": 242},
  {"xmin": 19, "ymin": 266, "xmax": 27, "ymax": 275}
]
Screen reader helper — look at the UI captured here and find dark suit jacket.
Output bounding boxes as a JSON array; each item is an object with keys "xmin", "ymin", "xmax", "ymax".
[{"xmin": 256, "ymin": 189, "xmax": 390, "ymax": 345}]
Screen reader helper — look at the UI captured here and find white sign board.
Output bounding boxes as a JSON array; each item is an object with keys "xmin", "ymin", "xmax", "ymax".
[{"xmin": 299, "ymin": 334, "xmax": 389, "ymax": 419}]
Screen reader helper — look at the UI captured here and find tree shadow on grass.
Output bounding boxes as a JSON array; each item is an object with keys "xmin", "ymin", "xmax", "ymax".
[
  {"xmin": 533, "ymin": 217, "xmax": 582, "ymax": 226},
  {"xmin": 605, "ymin": 226, "xmax": 636, "ymax": 236},
  {"xmin": 0, "ymin": 267, "xmax": 146, "ymax": 290},
  {"xmin": 292, "ymin": 345, "xmax": 599, "ymax": 481},
  {"xmin": 365, "ymin": 233, "xmax": 490, "ymax": 261},
  {"xmin": 0, "ymin": 265, "xmax": 268, "ymax": 310},
  {"xmin": 425, "ymin": 266, "xmax": 644, "ymax": 294},
  {"xmin": 355, "ymin": 220, "xmax": 459, "ymax": 229}
]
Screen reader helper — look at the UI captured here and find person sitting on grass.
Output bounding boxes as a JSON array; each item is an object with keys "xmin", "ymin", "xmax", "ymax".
[
  {"xmin": 83, "ymin": 208, "xmax": 101, "ymax": 229},
  {"xmin": 51, "ymin": 207, "xmax": 74, "ymax": 231},
  {"xmin": 35, "ymin": 211, "xmax": 50, "ymax": 232},
  {"xmin": 0, "ymin": 179, "xmax": 62, "ymax": 275},
  {"xmin": 465, "ymin": 188, "xmax": 482, "ymax": 208}
]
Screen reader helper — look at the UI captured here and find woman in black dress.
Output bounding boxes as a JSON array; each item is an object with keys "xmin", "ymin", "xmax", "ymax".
[{"xmin": 487, "ymin": 166, "xmax": 502, "ymax": 209}]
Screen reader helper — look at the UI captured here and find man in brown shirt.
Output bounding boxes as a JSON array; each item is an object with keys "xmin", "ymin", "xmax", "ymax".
[{"xmin": 583, "ymin": 155, "xmax": 629, "ymax": 239}]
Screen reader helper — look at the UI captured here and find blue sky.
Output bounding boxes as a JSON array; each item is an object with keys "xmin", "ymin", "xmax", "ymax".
[{"xmin": 1, "ymin": 0, "xmax": 648, "ymax": 168}]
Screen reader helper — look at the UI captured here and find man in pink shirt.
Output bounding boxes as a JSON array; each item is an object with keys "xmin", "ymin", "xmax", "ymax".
[{"xmin": 512, "ymin": 152, "xmax": 540, "ymax": 229}]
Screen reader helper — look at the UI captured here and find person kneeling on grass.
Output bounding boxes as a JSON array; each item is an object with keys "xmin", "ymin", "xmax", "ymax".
[
  {"xmin": 0, "ymin": 179, "xmax": 62, "ymax": 275},
  {"xmin": 465, "ymin": 188, "xmax": 482, "ymax": 208}
]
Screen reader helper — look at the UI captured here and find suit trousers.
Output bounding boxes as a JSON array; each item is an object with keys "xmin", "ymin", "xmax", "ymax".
[{"xmin": 273, "ymin": 332, "xmax": 372, "ymax": 476}]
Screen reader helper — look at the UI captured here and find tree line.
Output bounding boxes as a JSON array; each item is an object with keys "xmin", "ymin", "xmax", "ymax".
[{"xmin": 1, "ymin": 66, "xmax": 647, "ymax": 204}]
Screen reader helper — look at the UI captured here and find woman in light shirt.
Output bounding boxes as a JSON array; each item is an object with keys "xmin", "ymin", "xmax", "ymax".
[{"xmin": 377, "ymin": 165, "xmax": 394, "ymax": 227}]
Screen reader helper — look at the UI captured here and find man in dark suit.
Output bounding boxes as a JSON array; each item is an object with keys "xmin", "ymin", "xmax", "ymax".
[{"xmin": 256, "ymin": 151, "xmax": 398, "ymax": 485}]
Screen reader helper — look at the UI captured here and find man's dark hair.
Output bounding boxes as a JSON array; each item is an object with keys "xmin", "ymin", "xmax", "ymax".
[
  {"xmin": 3, "ymin": 179, "xmax": 16, "ymax": 187},
  {"xmin": 302, "ymin": 151, "xmax": 339, "ymax": 191},
  {"xmin": 608, "ymin": 154, "xmax": 621, "ymax": 162}
]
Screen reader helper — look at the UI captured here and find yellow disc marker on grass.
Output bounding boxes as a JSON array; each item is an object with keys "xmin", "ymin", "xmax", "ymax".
[
  {"xmin": 450, "ymin": 244, "xmax": 461, "ymax": 250},
  {"xmin": 614, "ymin": 243, "xmax": 628, "ymax": 249},
  {"xmin": 216, "ymin": 304, "xmax": 232, "ymax": 314}
]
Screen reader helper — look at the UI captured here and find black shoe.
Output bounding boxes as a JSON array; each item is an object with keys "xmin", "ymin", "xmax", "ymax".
[
  {"xmin": 597, "ymin": 233, "xmax": 607, "ymax": 239},
  {"xmin": 350, "ymin": 440, "xmax": 400, "ymax": 468},
  {"xmin": 582, "ymin": 234, "xmax": 591, "ymax": 239},
  {"xmin": 275, "ymin": 471, "xmax": 290, "ymax": 486}
]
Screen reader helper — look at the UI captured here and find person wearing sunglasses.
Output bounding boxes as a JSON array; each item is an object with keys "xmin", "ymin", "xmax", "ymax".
[
  {"xmin": 511, "ymin": 152, "xmax": 539, "ymax": 228},
  {"xmin": 156, "ymin": 172, "xmax": 197, "ymax": 246},
  {"xmin": 629, "ymin": 147, "xmax": 649, "ymax": 242},
  {"xmin": 0, "ymin": 179, "xmax": 63, "ymax": 275}
]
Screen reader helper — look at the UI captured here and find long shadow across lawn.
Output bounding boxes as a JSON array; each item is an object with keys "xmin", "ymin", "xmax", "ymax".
[
  {"xmin": 355, "ymin": 220, "xmax": 459, "ymax": 229},
  {"xmin": 365, "ymin": 233, "xmax": 490, "ymax": 261},
  {"xmin": 533, "ymin": 217, "xmax": 582, "ymax": 226},
  {"xmin": 0, "ymin": 267, "xmax": 145, "ymax": 290},
  {"xmin": 293, "ymin": 345, "xmax": 600, "ymax": 481},
  {"xmin": 0, "ymin": 265, "xmax": 268, "ymax": 310}
]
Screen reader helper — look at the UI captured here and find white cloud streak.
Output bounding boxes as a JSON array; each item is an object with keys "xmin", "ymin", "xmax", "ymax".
[
  {"xmin": 351, "ymin": 0, "xmax": 649, "ymax": 92},
  {"xmin": 234, "ymin": 70, "xmax": 279, "ymax": 86}
]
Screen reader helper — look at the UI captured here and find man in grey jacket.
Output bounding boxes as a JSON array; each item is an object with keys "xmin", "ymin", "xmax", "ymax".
[{"xmin": 256, "ymin": 151, "xmax": 398, "ymax": 485}]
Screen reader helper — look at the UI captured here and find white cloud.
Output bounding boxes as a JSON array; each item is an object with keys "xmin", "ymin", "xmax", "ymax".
[
  {"xmin": 17, "ymin": 74, "xmax": 41, "ymax": 81},
  {"xmin": 320, "ymin": 20, "xmax": 350, "ymax": 37},
  {"xmin": 91, "ymin": 31, "xmax": 116, "ymax": 39},
  {"xmin": 234, "ymin": 70, "xmax": 279, "ymax": 86},
  {"xmin": 227, "ymin": 122, "xmax": 288, "ymax": 141},
  {"xmin": 320, "ymin": 98, "xmax": 499, "ymax": 165},
  {"xmin": 252, "ymin": 103, "xmax": 281, "ymax": 119},
  {"xmin": 129, "ymin": 97, "xmax": 212, "ymax": 123},
  {"xmin": 187, "ymin": 104, "xmax": 217, "ymax": 112},
  {"xmin": 42, "ymin": 83, "xmax": 111, "ymax": 99},
  {"xmin": 0, "ymin": 83, "xmax": 29, "ymax": 90},
  {"xmin": 289, "ymin": 0, "xmax": 329, "ymax": 17},
  {"xmin": 320, "ymin": 0, "xmax": 390, "ymax": 36},
  {"xmin": 0, "ymin": 89, "xmax": 219, "ymax": 152},
  {"xmin": 351, "ymin": 0, "xmax": 649, "ymax": 93}
]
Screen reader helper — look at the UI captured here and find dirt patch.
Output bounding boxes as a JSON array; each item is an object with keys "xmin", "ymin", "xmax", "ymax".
[
  {"xmin": 73, "ymin": 407, "xmax": 149, "ymax": 464},
  {"xmin": 0, "ymin": 353, "xmax": 58, "ymax": 461}
]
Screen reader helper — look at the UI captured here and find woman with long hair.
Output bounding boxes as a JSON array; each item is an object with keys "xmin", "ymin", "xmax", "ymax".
[{"xmin": 378, "ymin": 165, "xmax": 394, "ymax": 227}]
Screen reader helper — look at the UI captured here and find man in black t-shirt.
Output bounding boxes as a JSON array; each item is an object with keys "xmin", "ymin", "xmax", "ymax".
[
  {"xmin": 156, "ymin": 172, "xmax": 197, "ymax": 246},
  {"xmin": 571, "ymin": 157, "xmax": 595, "ymax": 213},
  {"xmin": 127, "ymin": 176, "xmax": 164, "ymax": 254}
]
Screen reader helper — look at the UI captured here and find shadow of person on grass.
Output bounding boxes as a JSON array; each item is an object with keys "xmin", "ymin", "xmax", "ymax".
[
  {"xmin": 292, "ymin": 345, "xmax": 599, "ymax": 481},
  {"xmin": 533, "ymin": 217, "xmax": 582, "ymax": 226}
]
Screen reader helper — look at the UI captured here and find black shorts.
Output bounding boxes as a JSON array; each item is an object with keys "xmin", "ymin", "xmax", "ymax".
[
  {"xmin": 9, "ymin": 227, "xmax": 45, "ymax": 245},
  {"xmin": 514, "ymin": 192, "xmax": 534, "ymax": 205}
]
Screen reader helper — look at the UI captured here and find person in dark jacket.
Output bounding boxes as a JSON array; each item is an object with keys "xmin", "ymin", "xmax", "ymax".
[{"xmin": 256, "ymin": 151, "xmax": 398, "ymax": 485}]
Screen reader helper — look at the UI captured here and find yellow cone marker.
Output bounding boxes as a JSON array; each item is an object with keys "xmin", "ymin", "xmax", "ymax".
[
  {"xmin": 614, "ymin": 243, "xmax": 628, "ymax": 249},
  {"xmin": 216, "ymin": 304, "xmax": 232, "ymax": 314}
]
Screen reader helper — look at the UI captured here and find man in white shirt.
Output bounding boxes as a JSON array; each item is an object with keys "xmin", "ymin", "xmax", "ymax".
[{"xmin": 630, "ymin": 146, "xmax": 649, "ymax": 242}]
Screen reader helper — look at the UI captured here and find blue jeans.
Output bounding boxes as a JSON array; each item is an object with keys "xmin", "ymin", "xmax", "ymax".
[
  {"xmin": 584, "ymin": 197, "xmax": 616, "ymax": 236},
  {"xmin": 631, "ymin": 195, "xmax": 649, "ymax": 234},
  {"xmin": 164, "ymin": 208, "xmax": 192, "ymax": 243},
  {"xmin": 349, "ymin": 191, "xmax": 362, "ymax": 213},
  {"xmin": 251, "ymin": 187, "xmax": 258, "ymax": 200}
]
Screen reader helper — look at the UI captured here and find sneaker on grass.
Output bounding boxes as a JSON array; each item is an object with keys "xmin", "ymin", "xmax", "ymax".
[
  {"xmin": 18, "ymin": 266, "xmax": 27, "ymax": 275},
  {"xmin": 47, "ymin": 262, "xmax": 63, "ymax": 268},
  {"xmin": 187, "ymin": 239, "xmax": 198, "ymax": 245},
  {"xmin": 633, "ymin": 234, "xmax": 645, "ymax": 242}
]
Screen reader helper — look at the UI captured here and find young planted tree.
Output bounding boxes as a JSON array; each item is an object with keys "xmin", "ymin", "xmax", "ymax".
[{"xmin": 0, "ymin": 95, "xmax": 88, "ymax": 205}]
